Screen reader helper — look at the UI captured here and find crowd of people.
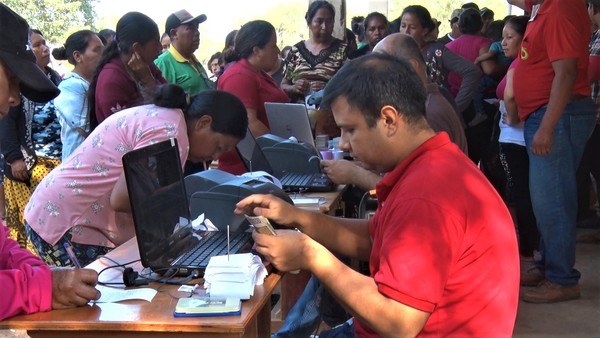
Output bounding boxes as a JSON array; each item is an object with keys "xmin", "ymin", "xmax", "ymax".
[{"xmin": 1, "ymin": 1, "xmax": 599, "ymax": 337}]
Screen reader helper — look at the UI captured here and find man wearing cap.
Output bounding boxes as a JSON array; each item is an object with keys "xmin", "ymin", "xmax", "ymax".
[
  {"xmin": 155, "ymin": 9, "xmax": 213, "ymax": 95},
  {"xmin": 0, "ymin": 2, "xmax": 100, "ymax": 320},
  {"xmin": 437, "ymin": 9, "xmax": 462, "ymax": 45}
]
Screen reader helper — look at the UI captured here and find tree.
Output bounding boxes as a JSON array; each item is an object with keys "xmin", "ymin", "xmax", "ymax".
[{"xmin": 3, "ymin": 0, "xmax": 97, "ymax": 43}]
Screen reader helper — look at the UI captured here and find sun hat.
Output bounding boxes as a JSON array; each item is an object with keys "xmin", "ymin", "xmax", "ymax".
[{"xmin": 0, "ymin": 3, "xmax": 59, "ymax": 102}]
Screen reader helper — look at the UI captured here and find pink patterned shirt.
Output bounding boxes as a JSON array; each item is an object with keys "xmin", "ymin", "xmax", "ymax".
[{"xmin": 25, "ymin": 104, "xmax": 189, "ymax": 248}]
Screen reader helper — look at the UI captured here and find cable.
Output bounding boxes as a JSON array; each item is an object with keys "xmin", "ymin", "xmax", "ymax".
[{"xmin": 96, "ymin": 258, "xmax": 141, "ymax": 286}]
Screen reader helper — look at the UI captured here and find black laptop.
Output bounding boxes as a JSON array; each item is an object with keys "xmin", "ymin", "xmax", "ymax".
[
  {"xmin": 236, "ymin": 129, "xmax": 333, "ymax": 192},
  {"xmin": 122, "ymin": 138, "xmax": 252, "ymax": 277}
]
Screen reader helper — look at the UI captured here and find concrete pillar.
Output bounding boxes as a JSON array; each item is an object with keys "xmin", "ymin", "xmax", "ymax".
[{"xmin": 368, "ymin": 0, "xmax": 388, "ymax": 16}]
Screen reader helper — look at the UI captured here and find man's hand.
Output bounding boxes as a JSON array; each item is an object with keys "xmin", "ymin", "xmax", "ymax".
[
  {"xmin": 252, "ymin": 229, "xmax": 317, "ymax": 272},
  {"xmin": 531, "ymin": 127, "xmax": 554, "ymax": 156},
  {"xmin": 234, "ymin": 194, "xmax": 300, "ymax": 228},
  {"xmin": 321, "ymin": 159, "xmax": 357, "ymax": 185},
  {"xmin": 51, "ymin": 268, "xmax": 100, "ymax": 310}
]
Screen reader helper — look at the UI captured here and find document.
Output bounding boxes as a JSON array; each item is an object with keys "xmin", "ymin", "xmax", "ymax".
[{"xmin": 93, "ymin": 285, "xmax": 157, "ymax": 303}]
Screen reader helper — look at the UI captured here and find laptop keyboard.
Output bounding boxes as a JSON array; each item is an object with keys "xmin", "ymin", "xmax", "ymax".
[
  {"xmin": 281, "ymin": 173, "xmax": 332, "ymax": 191},
  {"xmin": 173, "ymin": 231, "xmax": 252, "ymax": 268}
]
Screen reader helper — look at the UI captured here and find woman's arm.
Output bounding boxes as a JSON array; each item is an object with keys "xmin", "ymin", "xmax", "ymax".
[
  {"xmin": 0, "ymin": 225, "xmax": 52, "ymax": 320},
  {"xmin": 110, "ymin": 172, "xmax": 131, "ymax": 213},
  {"xmin": 246, "ymin": 108, "xmax": 270, "ymax": 137},
  {"xmin": 479, "ymin": 45, "xmax": 505, "ymax": 79},
  {"xmin": 442, "ymin": 48, "xmax": 482, "ymax": 113}
]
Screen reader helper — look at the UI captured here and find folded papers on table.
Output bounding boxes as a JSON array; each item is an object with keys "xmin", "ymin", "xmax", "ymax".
[{"xmin": 203, "ymin": 253, "xmax": 268, "ymax": 300}]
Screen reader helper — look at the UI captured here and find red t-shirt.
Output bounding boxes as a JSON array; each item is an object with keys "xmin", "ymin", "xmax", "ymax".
[
  {"xmin": 95, "ymin": 58, "xmax": 167, "ymax": 124},
  {"xmin": 354, "ymin": 133, "xmax": 519, "ymax": 337},
  {"xmin": 513, "ymin": 0, "xmax": 591, "ymax": 120},
  {"xmin": 217, "ymin": 59, "xmax": 289, "ymax": 174}
]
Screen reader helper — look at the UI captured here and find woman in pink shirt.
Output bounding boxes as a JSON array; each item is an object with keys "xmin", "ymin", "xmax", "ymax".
[
  {"xmin": 0, "ymin": 3, "xmax": 99, "ymax": 320},
  {"xmin": 24, "ymin": 85, "xmax": 248, "ymax": 267}
]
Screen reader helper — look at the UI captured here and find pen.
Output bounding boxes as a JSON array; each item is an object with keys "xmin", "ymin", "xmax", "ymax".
[
  {"xmin": 227, "ymin": 225, "xmax": 230, "ymax": 262},
  {"xmin": 63, "ymin": 242, "xmax": 82, "ymax": 268}
]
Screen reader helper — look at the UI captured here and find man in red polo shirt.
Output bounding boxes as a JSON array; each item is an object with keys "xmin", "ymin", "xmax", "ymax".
[
  {"xmin": 508, "ymin": 0, "xmax": 596, "ymax": 303},
  {"xmin": 236, "ymin": 53, "xmax": 519, "ymax": 337}
]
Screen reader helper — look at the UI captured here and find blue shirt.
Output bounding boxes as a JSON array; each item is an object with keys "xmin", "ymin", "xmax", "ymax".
[{"xmin": 54, "ymin": 72, "xmax": 89, "ymax": 161}]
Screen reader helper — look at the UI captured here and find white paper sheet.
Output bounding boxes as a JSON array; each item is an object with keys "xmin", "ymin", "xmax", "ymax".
[{"xmin": 93, "ymin": 285, "xmax": 157, "ymax": 303}]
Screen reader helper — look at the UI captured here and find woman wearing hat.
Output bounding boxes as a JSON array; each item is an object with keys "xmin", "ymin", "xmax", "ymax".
[
  {"xmin": 0, "ymin": 3, "xmax": 101, "ymax": 320},
  {"xmin": 0, "ymin": 28, "xmax": 63, "ymax": 252}
]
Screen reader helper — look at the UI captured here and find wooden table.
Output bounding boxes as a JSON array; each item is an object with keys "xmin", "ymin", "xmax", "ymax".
[{"xmin": 0, "ymin": 238, "xmax": 282, "ymax": 338}]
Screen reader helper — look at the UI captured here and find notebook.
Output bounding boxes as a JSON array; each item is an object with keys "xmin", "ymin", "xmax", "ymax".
[
  {"xmin": 236, "ymin": 129, "xmax": 333, "ymax": 192},
  {"xmin": 265, "ymin": 102, "xmax": 316, "ymax": 147},
  {"xmin": 122, "ymin": 138, "xmax": 253, "ymax": 277}
]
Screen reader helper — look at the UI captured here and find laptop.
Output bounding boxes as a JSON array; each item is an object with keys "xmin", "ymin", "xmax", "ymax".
[
  {"xmin": 236, "ymin": 129, "xmax": 333, "ymax": 192},
  {"xmin": 122, "ymin": 138, "xmax": 252, "ymax": 277},
  {"xmin": 265, "ymin": 102, "xmax": 316, "ymax": 147}
]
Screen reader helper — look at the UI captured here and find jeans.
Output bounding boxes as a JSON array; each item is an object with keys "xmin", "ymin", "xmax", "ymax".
[
  {"xmin": 524, "ymin": 98, "xmax": 596, "ymax": 285},
  {"xmin": 318, "ymin": 318, "xmax": 355, "ymax": 338},
  {"xmin": 273, "ymin": 276, "xmax": 350, "ymax": 338},
  {"xmin": 273, "ymin": 276, "xmax": 322, "ymax": 338}
]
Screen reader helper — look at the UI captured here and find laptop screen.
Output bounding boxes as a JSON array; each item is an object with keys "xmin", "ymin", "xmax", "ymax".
[
  {"xmin": 123, "ymin": 139, "xmax": 206, "ymax": 271},
  {"xmin": 235, "ymin": 128, "xmax": 274, "ymax": 174},
  {"xmin": 264, "ymin": 102, "xmax": 315, "ymax": 147}
]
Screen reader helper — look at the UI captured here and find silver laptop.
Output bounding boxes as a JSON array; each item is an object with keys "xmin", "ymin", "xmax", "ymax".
[{"xmin": 265, "ymin": 102, "xmax": 315, "ymax": 147}]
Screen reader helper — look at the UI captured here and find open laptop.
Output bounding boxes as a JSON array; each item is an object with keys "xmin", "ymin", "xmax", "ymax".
[
  {"xmin": 265, "ymin": 102, "xmax": 316, "ymax": 147},
  {"xmin": 236, "ymin": 129, "xmax": 333, "ymax": 192},
  {"xmin": 122, "ymin": 138, "xmax": 252, "ymax": 277}
]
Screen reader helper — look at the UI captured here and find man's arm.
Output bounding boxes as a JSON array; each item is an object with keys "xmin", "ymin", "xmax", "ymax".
[
  {"xmin": 531, "ymin": 58, "xmax": 578, "ymax": 156},
  {"xmin": 251, "ymin": 227, "xmax": 430, "ymax": 337},
  {"xmin": 309, "ymin": 241, "xmax": 430, "ymax": 337},
  {"xmin": 321, "ymin": 159, "xmax": 381, "ymax": 191}
]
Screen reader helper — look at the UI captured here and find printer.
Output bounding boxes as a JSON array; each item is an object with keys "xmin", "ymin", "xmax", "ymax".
[
  {"xmin": 255, "ymin": 134, "xmax": 322, "ymax": 177},
  {"xmin": 184, "ymin": 169, "xmax": 293, "ymax": 232}
]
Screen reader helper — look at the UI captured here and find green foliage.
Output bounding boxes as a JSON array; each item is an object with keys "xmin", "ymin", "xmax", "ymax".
[{"xmin": 3, "ymin": 0, "xmax": 97, "ymax": 44}]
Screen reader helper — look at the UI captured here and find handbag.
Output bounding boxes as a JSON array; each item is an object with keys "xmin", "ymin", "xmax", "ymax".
[
  {"xmin": 4, "ymin": 146, "xmax": 38, "ymax": 184},
  {"xmin": 20, "ymin": 145, "xmax": 38, "ymax": 173}
]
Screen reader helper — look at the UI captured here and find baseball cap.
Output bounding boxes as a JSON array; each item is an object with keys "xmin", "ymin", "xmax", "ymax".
[
  {"xmin": 165, "ymin": 9, "xmax": 207, "ymax": 35},
  {"xmin": 0, "ymin": 3, "xmax": 59, "ymax": 102},
  {"xmin": 450, "ymin": 9, "xmax": 463, "ymax": 23}
]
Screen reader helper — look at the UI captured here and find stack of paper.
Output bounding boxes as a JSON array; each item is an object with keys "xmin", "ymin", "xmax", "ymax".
[{"xmin": 203, "ymin": 253, "xmax": 268, "ymax": 300}]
